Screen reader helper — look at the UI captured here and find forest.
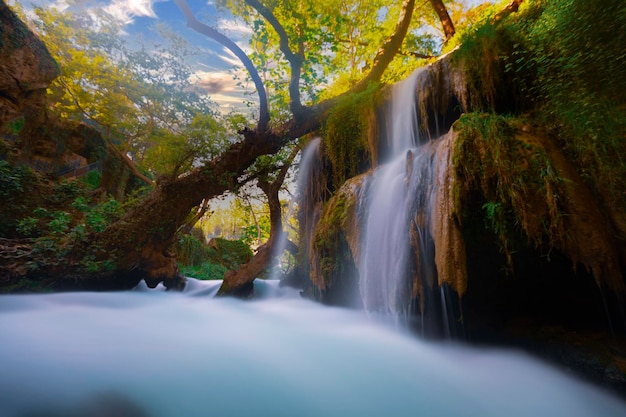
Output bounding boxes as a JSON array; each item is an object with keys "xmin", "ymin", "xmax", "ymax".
[{"xmin": 1, "ymin": 0, "xmax": 626, "ymax": 413}]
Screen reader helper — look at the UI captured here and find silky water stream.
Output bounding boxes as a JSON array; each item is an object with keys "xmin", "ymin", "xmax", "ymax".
[{"xmin": 1, "ymin": 279, "xmax": 626, "ymax": 417}]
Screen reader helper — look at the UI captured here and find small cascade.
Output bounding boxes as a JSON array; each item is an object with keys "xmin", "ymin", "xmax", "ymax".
[
  {"xmin": 269, "ymin": 138, "xmax": 322, "ymax": 280},
  {"xmin": 385, "ymin": 69, "xmax": 423, "ymax": 158}
]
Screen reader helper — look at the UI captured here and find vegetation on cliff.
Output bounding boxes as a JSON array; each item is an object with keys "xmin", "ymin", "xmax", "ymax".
[{"xmin": 309, "ymin": 0, "xmax": 625, "ymax": 305}]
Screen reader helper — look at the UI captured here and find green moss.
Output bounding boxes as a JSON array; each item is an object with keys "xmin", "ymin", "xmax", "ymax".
[
  {"xmin": 453, "ymin": 113, "xmax": 564, "ymax": 265},
  {"xmin": 311, "ymin": 183, "xmax": 357, "ymax": 288},
  {"xmin": 451, "ymin": 0, "xmax": 626, "ymax": 213},
  {"xmin": 179, "ymin": 262, "xmax": 228, "ymax": 280},
  {"xmin": 322, "ymin": 83, "xmax": 383, "ymax": 187},
  {"xmin": 519, "ymin": 0, "xmax": 626, "ymax": 211}
]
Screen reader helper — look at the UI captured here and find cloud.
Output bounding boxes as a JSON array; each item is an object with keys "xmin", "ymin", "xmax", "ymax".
[
  {"xmin": 217, "ymin": 47, "xmax": 243, "ymax": 67},
  {"xmin": 190, "ymin": 68, "xmax": 258, "ymax": 114},
  {"xmin": 103, "ymin": 0, "xmax": 159, "ymax": 24},
  {"xmin": 192, "ymin": 70, "xmax": 239, "ymax": 94},
  {"xmin": 217, "ymin": 18, "xmax": 253, "ymax": 36}
]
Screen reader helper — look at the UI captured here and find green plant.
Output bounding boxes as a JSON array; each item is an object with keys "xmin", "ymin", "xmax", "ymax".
[
  {"xmin": 85, "ymin": 198, "xmax": 124, "ymax": 233},
  {"xmin": 453, "ymin": 113, "xmax": 564, "ymax": 264},
  {"xmin": 175, "ymin": 233, "xmax": 209, "ymax": 267},
  {"xmin": 81, "ymin": 170, "xmax": 101, "ymax": 190},
  {"xmin": 16, "ymin": 217, "xmax": 39, "ymax": 237},
  {"xmin": 452, "ymin": 0, "xmax": 626, "ymax": 213},
  {"xmin": 322, "ymin": 82, "xmax": 382, "ymax": 186},
  {"xmin": 6, "ymin": 117, "xmax": 24, "ymax": 135},
  {"xmin": 178, "ymin": 261, "xmax": 227, "ymax": 280}
]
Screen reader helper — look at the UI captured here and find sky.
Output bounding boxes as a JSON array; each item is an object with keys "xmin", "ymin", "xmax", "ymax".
[{"xmin": 16, "ymin": 0, "xmax": 255, "ymax": 113}]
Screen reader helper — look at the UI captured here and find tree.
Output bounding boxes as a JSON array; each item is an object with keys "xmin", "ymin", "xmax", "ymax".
[
  {"xmin": 429, "ymin": 0, "xmax": 456, "ymax": 41},
  {"xmin": 1, "ymin": 0, "xmax": 463, "ymax": 292},
  {"xmin": 27, "ymin": 6, "xmax": 218, "ymax": 175}
]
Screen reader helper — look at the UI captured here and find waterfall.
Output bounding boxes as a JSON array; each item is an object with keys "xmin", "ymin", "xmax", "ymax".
[
  {"xmin": 358, "ymin": 69, "xmax": 441, "ymax": 323},
  {"xmin": 268, "ymin": 138, "xmax": 322, "ymax": 280},
  {"xmin": 386, "ymin": 68, "xmax": 423, "ymax": 156}
]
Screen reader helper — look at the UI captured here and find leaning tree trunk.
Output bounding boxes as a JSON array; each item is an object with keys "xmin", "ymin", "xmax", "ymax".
[
  {"xmin": 217, "ymin": 148, "xmax": 298, "ymax": 296},
  {"xmin": 88, "ymin": 129, "xmax": 288, "ymax": 289}
]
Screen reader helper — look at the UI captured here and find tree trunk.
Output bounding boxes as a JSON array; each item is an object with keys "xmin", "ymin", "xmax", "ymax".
[
  {"xmin": 429, "ymin": 0, "xmax": 455, "ymax": 42},
  {"xmin": 217, "ymin": 148, "xmax": 298, "ymax": 296},
  {"xmin": 90, "ymin": 129, "xmax": 288, "ymax": 289}
]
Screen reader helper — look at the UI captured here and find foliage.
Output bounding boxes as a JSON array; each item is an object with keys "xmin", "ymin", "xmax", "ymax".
[
  {"xmin": 20, "ymin": 5, "xmax": 220, "ymax": 176},
  {"xmin": 322, "ymin": 82, "xmax": 382, "ymax": 186},
  {"xmin": 179, "ymin": 262, "xmax": 228, "ymax": 281},
  {"xmin": 217, "ymin": 0, "xmax": 449, "ymax": 115},
  {"xmin": 0, "ymin": 161, "xmax": 41, "ymax": 236},
  {"xmin": 141, "ymin": 114, "xmax": 232, "ymax": 177},
  {"xmin": 453, "ymin": 113, "xmax": 564, "ymax": 264},
  {"xmin": 199, "ymin": 196, "xmax": 267, "ymax": 242},
  {"xmin": 518, "ymin": 0, "xmax": 626, "ymax": 210},
  {"xmin": 81, "ymin": 170, "xmax": 101, "ymax": 190},
  {"xmin": 6, "ymin": 117, "xmax": 24, "ymax": 135},
  {"xmin": 450, "ymin": 0, "xmax": 626, "ymax": 213},
  {"xmin": 241, "ymin": 216, "xmax": 271, "ymax": 247},
  {"xmin": 175, "ymin": 232, "xmax": 211, "ymax": 267},
  {"xmin": 173, "ymin": 232, "xmax": 253, "ymax": 280}
]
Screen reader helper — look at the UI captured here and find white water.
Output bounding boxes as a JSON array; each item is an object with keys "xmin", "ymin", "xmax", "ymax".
[
  {"xmin": 359, "ymin": 153, "xmax": 412, "ymax": 315},
  {"xmin": 387, "ymin": 69, "xmax": 422, "ymax": 155},
  {"xmin": 359, "ymin": 69, "xmax": 431, "ymax": 317},
  {"xmin": 1, "ymin": 279, "xmax": 625, "ymax": 417},
  {"xmin": 268, "ymin": 138, "xmax": 322, "ymax": 280}
]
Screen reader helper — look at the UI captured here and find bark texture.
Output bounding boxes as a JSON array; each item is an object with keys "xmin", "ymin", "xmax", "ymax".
[{"xmin": 429, "ymin": 0, "xmax": 456, "ymax": 41}]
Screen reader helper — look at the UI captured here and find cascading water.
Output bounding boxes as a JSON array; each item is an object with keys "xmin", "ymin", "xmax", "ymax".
[
  {"xmin": 359, "ymin": 69, "xmax": 438, "ymax": 321},
  {"xmin": 1, "ymin": 73, "xmax": 624, "ymax": 417},
  {"xmin": 268, "ymin": 138, "xmax": 322, "ymax": 280}
]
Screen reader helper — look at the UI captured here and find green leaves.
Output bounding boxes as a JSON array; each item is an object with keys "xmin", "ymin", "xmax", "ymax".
[{"xmin": 28, "ymin": 6, "xmax": 218, "ymax": 176}]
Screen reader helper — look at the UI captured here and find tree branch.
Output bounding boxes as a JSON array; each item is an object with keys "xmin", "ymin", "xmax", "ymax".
[
  {"xmin": 218, "ymin": 145, "xmax": 299, "ymax": 295},
  {"xmin": 429, "ymin": 0, "xmax": 455, "ymax": 42},
  {"xmin": 350, "ymin": 0, "xmax": 416, "ymax": 94},
  {"xmin": 173, "ymin": 0, "xmax": 270, "ymax": 132},
  {"xmin": 244, "ymin": 0, "xmax": 306, "ymax": 122}
]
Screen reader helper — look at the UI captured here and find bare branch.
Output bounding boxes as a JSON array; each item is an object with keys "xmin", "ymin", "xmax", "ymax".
[{"xmin": 173, "ymin": 0, "xmax": 270, "ymax": 132}]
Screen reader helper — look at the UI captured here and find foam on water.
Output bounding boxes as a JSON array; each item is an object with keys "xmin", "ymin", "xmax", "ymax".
[{"xmin": 0, "ymin": 279, "xmax": 624, "ymax": 417}]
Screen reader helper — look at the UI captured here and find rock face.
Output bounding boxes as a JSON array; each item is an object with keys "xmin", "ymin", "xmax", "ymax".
[
  {"xmin": 0, "ymin": 2, "xmax": 148, "ymax": 198},
  {"xmin": 0, "ymin": 1, "xmax": 59, "ymax": 128}
]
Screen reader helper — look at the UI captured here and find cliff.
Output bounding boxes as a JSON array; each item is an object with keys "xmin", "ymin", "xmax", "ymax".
[{"xmin": 0, "ymin": 1, "xmax": 58, "ymax": 127}]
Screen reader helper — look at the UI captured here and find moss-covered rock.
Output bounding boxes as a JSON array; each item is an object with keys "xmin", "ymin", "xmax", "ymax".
[
  {"xmin": 309, "ymin": 174, "xmax": 364, "ymax": 305},
  {"xmin": 174, "ymin": 233, "xmax": 253, "ymax": 280}
]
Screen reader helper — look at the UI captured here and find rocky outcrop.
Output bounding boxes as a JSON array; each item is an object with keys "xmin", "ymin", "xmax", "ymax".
[
  {"xmin": 0, "ymin": 2, "xmax": 149, "ymax": 198},
  {"xmin": 0, "ymin": 1, "xmax": 58, "ymax": 128}
]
